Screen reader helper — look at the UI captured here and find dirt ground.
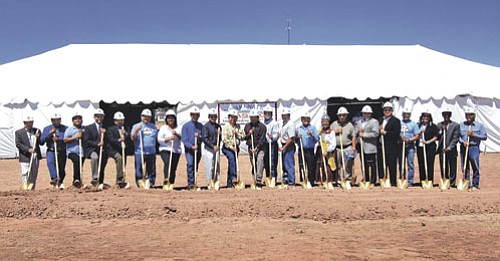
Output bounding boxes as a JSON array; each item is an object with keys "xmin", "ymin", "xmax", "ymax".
[{"xmin": 1, "ymin": 153, "xmax": 499, "ymax": 260}]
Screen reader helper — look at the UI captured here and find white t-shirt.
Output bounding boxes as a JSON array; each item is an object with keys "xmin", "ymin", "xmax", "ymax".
[{"xmin": 158, "ymin": 125, "xmax": 182, "ymax": 154}]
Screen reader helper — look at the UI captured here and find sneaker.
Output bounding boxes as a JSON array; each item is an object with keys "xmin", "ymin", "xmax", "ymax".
[
  {"xmin": 73, "ymin": 180, "xmax": 82, "ymax": 189},
  {"xmin": 58, "ymin": 183, "xmax": 65, "ymax": 189}
]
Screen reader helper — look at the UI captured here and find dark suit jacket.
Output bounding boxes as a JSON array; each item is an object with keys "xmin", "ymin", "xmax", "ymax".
[
  {"xmin": 15, "ymin": 128, "xmax": 42, "ymax": 163},
  {"xmin": 436, "ymin": 121, "xmax": 460, "ymax": 152},
  {"xmin": 417, "ymin": 123, "xmax": 439, "ymax": 151},
  {"xmin": 378, "ymin": 116, "xmax": 401, "ymax": 154},
  {"xmin": 84, "ymin": 123, "xmax": 108, "ymax": 158},
  {"xmin": 106, "ymin": 125, "xmax": 127, "ymax": 156}
]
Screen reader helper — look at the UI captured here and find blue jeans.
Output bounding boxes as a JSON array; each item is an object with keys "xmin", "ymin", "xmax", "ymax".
[
  {"xmin": 222, "ymin": 146, "xmax": 238, "ymax": 187},
  {"xmin": 399, "ymin": 146, "xmax": 415, "ymax": 185},
  {"xmin": 160, "ymin": 150, "xmax": 181, "ymax": 184},
  {"xmin": 185, "ymin": 148, "xmax": 202, "ymax": 186},
  {"xmin": 134, "ymin": 154, "xmax": 156, "ymax": 187},
  {"xmin": 461, "ymin": 145, "xmax": 480, "ymax": 188},
  {"xmin": 264, "ymin": 142, "xmax": 278, "ymax": 178},
  {"xmin": 46, "ymin": 150, "xmax": 67, "ymax": 183},
  {"xmin": 282, "ymin": 145, "xmax": 296, "ymax": 185}
]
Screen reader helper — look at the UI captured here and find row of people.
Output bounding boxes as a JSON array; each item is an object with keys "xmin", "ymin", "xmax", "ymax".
[{"xmin": 15, "ymin": 102, "xmax": 486, "ymax": 190}]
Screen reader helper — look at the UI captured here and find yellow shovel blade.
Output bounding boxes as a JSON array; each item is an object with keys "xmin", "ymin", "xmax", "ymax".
[
  {"xmin": 439, "ymin": 179, "xmax": 449, "ymax": 190},
  {"xmin": 251, "ymin": 183, "xmax": 257, "ymax": 190},
  {"xmin": 213, "ymin": 181, "xmax": 219, "ymax": 191},
  {"xmin": 143, "ymin": 179, "xmax": 150, "ymax": 190},
  {"xmin": 138, "ymin": 179, "xmax": 145, "ymax": 189},
  {"xmin": 327, "ymin": 182, "xmax": 334, "ymax": 190},
  {"xmin": 306, "ymin": 181, "xmax": 312, "ymax": 189},
  {"xmin": 235, "ymin": 181, "xmax": 245, "ymax": 190},
  {"xmin": 360, "ymin": 181, "xmax": 370, "ymax": 190},
  {"xmin": 397, "ymin": 179, "xmax": 408, "ymax": 189},
  {"xmin": 457, "ymin": 179, "xmax": 468, "ymax": 191},
  {"xmin": 380, "ymin": 178, "xmax": 391, "ymax": 188},
  {"xmin": 421, "ymin": 180, "xmax": 432, "ymax": 190}
]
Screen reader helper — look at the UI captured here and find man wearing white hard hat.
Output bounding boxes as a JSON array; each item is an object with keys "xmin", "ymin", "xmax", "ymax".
[
  {"xmin": 279, "ymin": 107, "xmax": 296, "ymax": 185},
  {"xmin": 15, "ymin": 114, "xmax": 41, "ymax": 190},
  {"xmin": 263, "ymin": 105, "xmax": 279, "ymax": 183},
  {"xmin": 296, "ymin": 112, "xmax": 319, "ymax": 185},
  {"xmin": 399, "ymin": 107, "xmax": 420, "ymax": 186},
  {"xmin": 41, "ymin": 112, "xmax": 67, "ymax": 189},
  {"xmin": 181, "ymin": 107, "xmax": 204, "ymax": 190},
  {"xmin": 158, "ymin": 109, "xmax": 182, "ymax": 188},
  {"xmin": 331, "ymin": 107, "xmax": 357, "ymax": 185},
  {"xmin": 378, "ymin": 102, "xmax": 401, "ymax": 186},
  {"xmin": 437, "ymin": 107, "xmax": 460, "ymax": 187},
  {"xmin": 202, "ymin": 108, "xmax": 221, "ymax": 189},
  {"xmin": 106, "ymin": 111, "xmax": 130, "ymax": 189},
  {"xmin": 221, "ymin": 109, "xmax": 246, "ymax": 188},
  {"xmin": 132, "ymin": 108, "xmax": 159, "ymax": 187},
  {"xmin": 459, "ymin": 107, "xmax": 487, "ymax": 189},
  {"xmin": 244, "ymin": 109, "xmax": 266, "ymax": 189},
  {"xmin": 84, "ymin": 108, "xmax": 108, "ymax": 187},
  {"xmin": 357, "ymin": 105, "xmax": 379, "ymax": 184},
  {"xmin": 64, "ymin": 112, "xmax": 85, "ymax": 188}
]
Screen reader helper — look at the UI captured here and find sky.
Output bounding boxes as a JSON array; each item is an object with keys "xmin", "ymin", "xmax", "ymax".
[{"xmin": 1, "ymin": 0, "xmax": 500, "ymax": 67}]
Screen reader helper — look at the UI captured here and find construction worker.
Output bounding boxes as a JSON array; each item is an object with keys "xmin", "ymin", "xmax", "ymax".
[
  {"xmin": 64, "ymin": 112, "xmax": 85, "ymax": 188},
  {"xmin": 331, "ymin": 107, "xmax": 357, "ymax": 185},
  {"xmin": 417, "ymin": 110, "xmax": 439, "ymax": 185},
  {"xmin": 15, "ymin": 114, "xmax": 41, "ymax": 190},
  {"xmin": 131, "ymin": 109, "xmax": 158, "ymax": 187},
  {"xmin": 222, "ymin": 109, "xmax": 245, "ymax": 188},
  {"xmin": 202, "ymin": 109, "xmax": 221, "ymax": 189},
  {"xmin": 263, "ymin": 105, "xmax": 279, "ymax": 183},
  {"xmin": 106, "ymin": 111, "xmax": 130, "ymax": 189},
  {"xmin": 40, "ymin": 112, "xmax": 67, "ymax": 188},
  {"xmin": 181, "ymin": 107, "xmax": 204, "ymax": 190},
  {"xmin": 279, "ymin": 108, "xmax": 296, "ymax": 186},
  {"xmin": 459, "ymin": 107, "xmax": 487, "ymax": 189},
  {"xmin": 84, "ymin": 109, "xmax": 108, "ymax": 187},
  {"xmin": 437, "ymin": 108, "xmax": 460, "ymax": 187},
  {"xmin": 158, "ymin": 109, "xmax": 182, "ymax": 187},
  {"xmin": 357, "ymin": 105, "xmax": 379, "ymax": 184},
  {"xmin": 296, "ymin": 112, "xmax": 319, "ymax": 184},
  {"xmin": 378, "ymin": 102, "xmax": 401, "ymax": 186},
  {"xmin": 316, "ymin": 114, "xmax": 336, "ymax": 185},
  {"xmin": 244, "ymin": 109, "xmax": 266, "ymax": 189},
  {"xmin": 399, "ymin": 107, "xmax": 420, "ymax": 186}
]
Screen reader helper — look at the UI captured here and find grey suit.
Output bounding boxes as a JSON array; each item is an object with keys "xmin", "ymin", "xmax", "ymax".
[
  {"xmin": 15, "ymin": 127, "xmax": 42, "ymax": 187},
  {"xmin": 437, "ymin": 121, "xmax": 460, "ymax": 186}
]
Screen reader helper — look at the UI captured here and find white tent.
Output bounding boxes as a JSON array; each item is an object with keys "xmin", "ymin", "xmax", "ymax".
[{"xmin": 1, "ymin": 44, "xmax": 500, "ymax": 158}]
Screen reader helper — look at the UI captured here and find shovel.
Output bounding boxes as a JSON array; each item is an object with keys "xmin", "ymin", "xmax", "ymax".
[
  {"xmin": 53, "ymin": 133, "xmax": 63, "ymax": 190},
  {"xmin": 397, "ymin": 127, "xmax": 408, "ymax": 189},
  {"xmin": 265, "ymin": 142, "xmax": 275, "ymax": 188},
  {"xmin": 421, "ymin": 132, "xmax": 433, "ymax": 190},
  {"xmin": 193, "ymin": 133, "xmax": 202, "ymax": 191},
  {"xmin": 338, "ymin": 131, "xmax": 351, "ymax": 190},
  {"xmin": 249, "ymin": 133, "xmax": 261, "ymax": 190},
  {"xmin": 359, "ymin": 138, "xmax": 371, "ymax": 190},
  {"xmin": 77, "ymin": 137, "xmax": 90, "ymax": 190},
  {"xmin": 299, "ymin": 138, "xmax": 312, "ymax": 189},
  {"xmin": 138, "ymin": 130, "xmax": 150, "ymax": 189},
  {"xmin": 96, "ymin": 131, "xmax": 107, "ymax": 190},
  {"xmin": 277, "ymin": 142, "xmax": 288, "ymax": 190},
  {"xmin": 119, "ymin": 126, "xmax": 130, "ymax": 189},
  {"xmin": 439, "ymin": 127, "xmax": 450, "ymax": 190},
  {"xmin": 163, "ymin": 136, "xmax": 175, "ymax": 191},
  {"xmin": 211, "ymin": 128, "xmax": 221, "ymax": 191},
  {"xmin": 380, "ymin": 133, "xmax": 391, "ymax": 188},
  {"xmin": 23, "ymin": 130, "xmax": 39, "ymax": 191},
  {"xmin": 320, "ymin": 135, "xmax": 334, "ymax": 190},
  {"xmin": 233, "ymin": 134, "xmax": 245, "ymax": 190},
  {"xmin": 457, "ymin": 126, "xmax": 471, "ymax": 191}
]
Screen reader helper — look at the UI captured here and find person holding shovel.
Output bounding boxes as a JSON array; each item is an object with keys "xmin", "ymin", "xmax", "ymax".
[
  {"xmin": 331, "ymin": 107, "xmax": 357, "ymax": 186},
  {"xmin": 356, "ymin": 105, "xmax": 379, "ymax": 184},
  {"xmin": 459, "ymin": 107, "xmax": 487, "ymax": 190},
  {"xmin": 222, "ymin": 109, "xmax": 246, "ymax": 188},
  {"xmin": 202, "ymin": 109, "xmax": 221, "ymax": 189},
  {"xmin": 64, "ymin": 112, "xmax": 85, "ymax": 188},
  {"xmin": 437, "ymin": 108, "xmax": 460, "ymax": 188},
  {"xmin": 315, "ymin": 114, "xmax": 336, "ymax": 186},
  {"xmin": 244, "ymin": 109, "xmax": 266, "ymax": 189},
  {"xmin": 158, "ymin": 109, "xmax": 182, "ymax": 188},
  {"xmin": 279, "ymin": 108, "xmax": 296, "ymax": 186},
  {"xmin": 296, "ymin": 112, "xmax": 319, "ymax": 185},
  {"xmin": 15, "ymin": 114, "xmax": 42, "ymax": 190},
  {"xmin": 263, "ymin": 105, "xmax": 279, "ymax": 185},
  {"xmin": 378, "ymin": 102, "xmax": 401, "ymax": 187},
  {"xmin": 40, "ymin": 112, "xmax": 67, "ymax": 188},
  {"xmin": 399, "ymin": 107, "xmax": 420, "ymax": 186},
  {"xmin": 131, "ymin": 109, "xmax": 158, "ymax": 187},
  {"xmin": 416, "ymin": 111, "xmax": 439, "ymax": 186},
  {"xmin": 181, "ymin": 107, "xmax": 204, "ymax": 190},
  {"xmin": 106, "ymin": 111, "xmax": 130, "ymax": 189},
  {"xmin": 84, "ymin": 109, "xmax": 108, "ymax": 187}
]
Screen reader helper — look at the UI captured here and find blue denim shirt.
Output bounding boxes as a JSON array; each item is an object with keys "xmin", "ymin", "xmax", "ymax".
[
  {"xmin": 296, "ymin": 125, "xmax": 319, "ymax": 149},
  {"xmin": 459, "ymin": 121, "xmax": 487, "ymax": 146},
  {"xmin": 41, "ymin": 124, "xmax": 67, "ymax": 152}
]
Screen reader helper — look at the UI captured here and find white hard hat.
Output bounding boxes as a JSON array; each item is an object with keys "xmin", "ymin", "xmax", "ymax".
[
  {"xmin": 361, "ymin": 105, "xmax": 373, "ymax": 114},
  {"xmin": 166, "ymin": 109, "xmax": 177, "ymax": 117},
  {"xmin": 94, "ymin": 108, "xmax": 105, "ymax": 116},
  {"xmin": 442, "ymin": 107, "xmax": 452, "ymax": 113},
  {"xmin": 402, "ymin": 107, "xmax": 412, "ymax": 114},
  {"xmin": 208, "ymin": 108, "xmax": 218, "ymax": 116},
  {"xmin": 141, "ymin": 109, "xmax": 152, "ymax": 117},
  {"xmin": 421, "ymin": 108, "xmax": 432, "ymax": 115},
  {"xmin": 281, "ymin": 108, "xmax": 291, "ymax": 115},
  {"xmin": 249, "ymin": 109, "xmax": 259, "ymax": 117},
  {"xmin": 189, "ymin": 107, "xmax": 200, "ymax": 114},
  {"xmin": 229, "ymin": 109, "xmax": 239, "ymax": 117},
  {"xmin": 113, "ymin": 111, "xmax": 125, "ymax": 120},
  {"xmin": 382, "ymin": 102, "xmax": 393, "ymax": 109},
  {"xmin": 72, "ymin": 112, "xmax": 82, "ymax": 118},
  {"xmin": 51, "ymin": 112, "xmax": 62, "ymax": 119},
  {"xmin": 23, "ymin": 114, "xmax": 34, "ymax": 122},
  {"xmin": 337, "ymin": 107, "xmax": 349, "ymax": 115},
  {"xmin": 464, "ymin": 107, "xmax": 475, "ymax": 114},
  {"xmin": 263, "ymin": 105, "xmax": 274, "ymax": 113},
  {"xmin": 301, "ymin": 112, "xmax": 310, "ymax": 118},
  {"xmin": 321, "ymin": 114, "xmax": 331, "ymax": 121}
]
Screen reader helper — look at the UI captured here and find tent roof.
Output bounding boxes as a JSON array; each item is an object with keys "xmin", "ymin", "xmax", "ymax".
[{"xmin": 1, "ymin": 44, "xmax": 500, "ymax": 105}]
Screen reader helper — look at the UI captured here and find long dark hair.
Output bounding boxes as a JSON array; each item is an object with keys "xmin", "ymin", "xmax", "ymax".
[
  {"xmin": 166, "ymin": 115, "xmax": 178, "ymax": 129},
  {"xmin": 418, "ymin": 113, "xmax": 434, "ymax": 127}
]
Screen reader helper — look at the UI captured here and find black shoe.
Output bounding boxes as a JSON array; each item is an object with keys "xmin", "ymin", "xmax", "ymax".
[
  {"xmin": 117, "ymin": 182, "xmax": 130, "ymax": 189},
  {"xmin": 91, "ymin": 180, "xmax": 99, "ymax": 187},
  {"xmin": 73, "ymin": 180, "xmax": 82, "ymax": 189},
  {"xmin": 49, "ymin": 180, "xmax": 57, "ymax": 188},
  {"xmin": 187, "ymin": 184, "xmax": 195, "ymax": 191}
]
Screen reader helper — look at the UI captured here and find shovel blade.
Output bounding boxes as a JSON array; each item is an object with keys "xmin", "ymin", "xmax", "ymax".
[
  {"xmin": 235, "ymin": 181, "xmax": 245, "ymax": 190},
  {"xmin": 340, "ymin": 181, "xmax": 351, "ymax": 190},
  {"xmin": 306, "ymin": 181, "xmax": 312, "ymax": 189},
  {"xmin": 380, "ymin": 178, "xmax": 391, "ymax": 188},
  {"xmin": 439, "ymin": 179, "xmax": 449, "ymax": 190},
  {"xmin": 457, "ymin": 179, "xmax": 468, "ymax": 191},
  {"xmin": 327, "ymin": 182, "xmax": 334, "ymax": 190},
  {"xmin": 360, "ymin": 181, "xmax": 370, "ymax": 190},
  {"xmin": 143, "ymin": 179, "xmax": 150, "ymax": 190},
  {"xmin": 397, "ymin": 179, "xmax": 408, "ymax": 189},
  {"xmin": 265, "ymin": 177, "xmax": 271, "ymax": 187},
  {"xmin": 422, "ymin": 180, "xmax": 433, "ymax": 190},
  {"xmin": 251, "ymin": 183, "xmax": 257, "ymax": 190}
]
